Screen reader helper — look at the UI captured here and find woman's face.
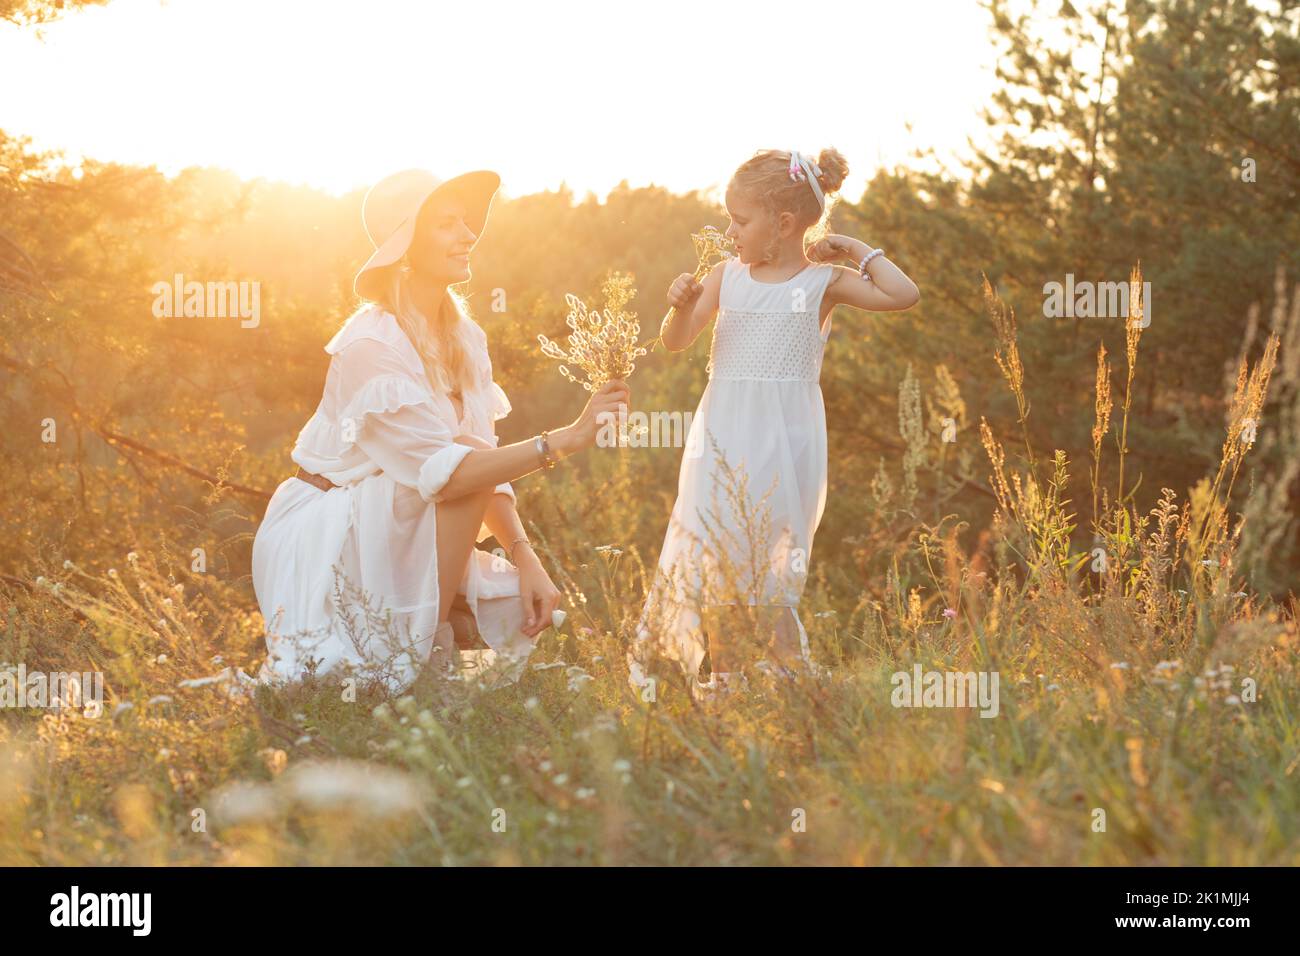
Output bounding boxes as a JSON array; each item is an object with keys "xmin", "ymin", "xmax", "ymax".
[{"xmin": 406, "ymin": 191, "xmax": 479, "ymax": 286}]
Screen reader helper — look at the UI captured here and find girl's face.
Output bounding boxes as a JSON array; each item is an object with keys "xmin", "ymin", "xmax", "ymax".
[
  {"xmin": 724, "ymin": 186, "xmax": 793, "ymax": 265},
  {"xmin": 406, "ymin": 191, "xmax": 479, "ymax": 286}
]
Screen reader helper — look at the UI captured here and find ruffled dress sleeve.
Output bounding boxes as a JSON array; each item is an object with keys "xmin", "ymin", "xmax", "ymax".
[{"xmin": 331, "ymin": 338, "xmax": 474, "ymax": 502}]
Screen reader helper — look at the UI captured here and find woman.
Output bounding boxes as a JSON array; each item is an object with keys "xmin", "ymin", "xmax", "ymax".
[{"xmin": 251, "ymin": 167, "xmax": 629, "ymax": 692}]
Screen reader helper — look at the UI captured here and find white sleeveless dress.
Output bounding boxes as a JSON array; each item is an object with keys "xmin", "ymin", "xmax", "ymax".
[{"xmin": 630, "ymin": 257, "xmax": 836, "ymax": 686}]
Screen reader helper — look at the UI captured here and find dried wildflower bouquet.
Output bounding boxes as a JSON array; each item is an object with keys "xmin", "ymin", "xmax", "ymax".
[
  {"xmin": 537, "ymin": 271, "xmax": 649, "ymax": 445},
  {"xmin": 537, "ymin": 271, "xmax": 648, "ymax": 392},
  {"xmin": 690, "ymin": 224, "xmax": 734, "ymax": 279}
]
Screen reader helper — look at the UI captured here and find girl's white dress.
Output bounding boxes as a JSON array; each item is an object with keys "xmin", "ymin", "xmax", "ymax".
[
  {"xmin": 630, "ymin": 257, "xmax": 836, "ymax": 687},
  {"xmin": 251, "ymin": 304, "xmax": 534, "ymax": 692}
]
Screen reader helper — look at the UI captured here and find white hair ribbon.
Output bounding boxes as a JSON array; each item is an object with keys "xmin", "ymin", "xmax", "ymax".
[{"xmin": 787, "ymin": 149, "xmax": 825, "ymax": 213}]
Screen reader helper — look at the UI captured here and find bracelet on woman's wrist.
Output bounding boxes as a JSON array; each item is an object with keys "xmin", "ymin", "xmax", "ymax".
[
  {"xmin": 509, "ymin": 537, "xmax": 533, "ymax": 562},
  {"xmin": 535, "ymin": 430, "xmax": 559, "ymax": 470}
]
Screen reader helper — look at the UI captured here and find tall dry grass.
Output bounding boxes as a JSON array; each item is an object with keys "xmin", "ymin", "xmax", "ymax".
[{"xmin": 2, "ymin": 263, "xmax": 1297, "ymax": 865}]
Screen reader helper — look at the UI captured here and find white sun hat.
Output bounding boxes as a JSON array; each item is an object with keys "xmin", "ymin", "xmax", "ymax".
[{"xmin": 353, "ymin": 167, "xmax": 501, "ymax": 300}]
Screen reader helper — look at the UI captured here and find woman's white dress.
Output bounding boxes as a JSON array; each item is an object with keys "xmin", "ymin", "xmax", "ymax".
[
  {"xmin": 630, "ymin": 258, "xmax": 836, "ymax": 687},
  {"xmin": 251, "ymin": 304, "xmax": 534, "ymax": 693}
]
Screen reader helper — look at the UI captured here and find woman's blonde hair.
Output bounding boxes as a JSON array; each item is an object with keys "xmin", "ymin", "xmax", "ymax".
[
  {"xmin": 368, "ymin": 265, "xmax": 479, "ymax": 397},
  {"xmin": 729, "ymin": 147, "xmax": 850, "ymax": 259}
]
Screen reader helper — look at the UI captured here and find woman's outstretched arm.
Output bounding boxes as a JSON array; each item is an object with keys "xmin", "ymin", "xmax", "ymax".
[{"xmin": 435, "ymin": 378, "xmax": 629, "ymax": 500}]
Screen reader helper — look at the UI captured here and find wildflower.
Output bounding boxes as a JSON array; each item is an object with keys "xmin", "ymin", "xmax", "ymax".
[
  {"xmin": 524, "ymin": 696, "xmax": 539, "ymax": 710},
  {"xmin": 943, "ymin": 608, "xmax": 958, "ymax": 619},
  {"xmin": 690, "ymin": 225, "xmax": 735, "ymax": 279},
  {"xmin": 575, "ymin": 787, "xmax": 596, "ymax": 800},
  {"xmin": 456, "ymin": 776, "xmax": 474, "ymax": 789},
  {"xmin": 283, "ymin": 760, "xmax": 423, "ymax": 817},
  {"xmin": 566, "ymin": 666, "xmax": 594, "ymax": 692},
  {"xmin": 537, "ymin": 273, "xmax": 649, "ymax": 392},
  {"xmin": 62, "ymin": 560, "xmax": 74, "ymax": 570},
  {"xmin": 126, "ymin": 552, "xmax": 138, "ymax": 564},
  {"xmin": 611, "ymin": 759, "xmax": 631, "ymax": 773},
  {"xmin": 498, "ymin": 774, "xmax": 512, "ymax": 786},
  {"xmin": 1225, "ymin": 695, "xmax": 1242, "ymax": 706},
  {"xmin": 539, "ymin": 760, "xmax": 553, "ymax": 773},
  {"xmin": 107, "ymin": 569, "xmax": 118, "ymax": 578},
  {"xmin": 35, "ymin": 576, "xmax": 46, "ymax": 587},
  {"xmin": 211, "ymin": 781, "xmax": 277, "ymax": 824},
  {"xmin": 1110, "ymin": 662, "xmax": 1129, "ymax": 670},
  {"xmin": 552, "ymin": 774, "xmax": 569, "ymax": 786}
]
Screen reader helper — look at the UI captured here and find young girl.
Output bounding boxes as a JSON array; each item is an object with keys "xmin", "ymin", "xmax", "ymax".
[{"xmin": 629, "ymin": 148, "xmax": 920, "ymax": 699}]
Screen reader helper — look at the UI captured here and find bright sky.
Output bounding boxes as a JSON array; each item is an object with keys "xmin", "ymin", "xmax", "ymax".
[{"xmin": 0, "ymin": 0, "xmax": 1001, "ymax": 201}]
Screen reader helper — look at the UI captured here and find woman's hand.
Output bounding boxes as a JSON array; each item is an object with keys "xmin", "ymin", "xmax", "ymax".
[
  {"xmin": 554, "ymin": 379, "xmax": 630, "ymax": 454},
  {"xmin": 515, "ymin": 546, "xmax": 562, "ymax": 638},
  {"xmin": 806, "ymin": 234, "xmax": 862, "ymax": 264}
]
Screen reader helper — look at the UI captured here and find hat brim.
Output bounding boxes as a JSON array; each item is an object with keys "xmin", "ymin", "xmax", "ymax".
[{"xmin": 354, "ymin": 169, "xmax": 501, "ymax": 300}]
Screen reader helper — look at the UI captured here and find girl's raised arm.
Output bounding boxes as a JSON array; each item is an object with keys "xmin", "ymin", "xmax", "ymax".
[{"xmin": 811, "ymin": 234, "xmax": 920, "ymax": 312}]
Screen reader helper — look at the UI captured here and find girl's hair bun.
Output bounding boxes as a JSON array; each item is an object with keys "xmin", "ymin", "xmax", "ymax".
[{"xmin": 815, "ymin": 148, "xmax": 849, "ymax": 194}]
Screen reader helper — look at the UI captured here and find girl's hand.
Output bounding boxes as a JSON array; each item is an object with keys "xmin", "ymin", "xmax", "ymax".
[
  {"xmin": 667, "ymin": 272, "xmax": 703, "ymax": 310},
  {"xmin": 806, "ymin": 234, "xmax": 859, "ymax": 264},
  {"xmin": 515, "ymin": 548, "xmax": 561, "ymax": 638}
]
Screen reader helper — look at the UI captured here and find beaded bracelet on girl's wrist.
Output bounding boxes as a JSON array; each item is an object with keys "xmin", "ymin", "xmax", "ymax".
[{"xmin": 858, "ymin": 247, "xmax": 884, "ymax": 281}]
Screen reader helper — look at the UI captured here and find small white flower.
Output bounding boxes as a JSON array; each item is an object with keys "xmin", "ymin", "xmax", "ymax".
[
  {"xmin": 1045, "ymin": 683, "xmax": 1061, "ymax": 692},
  {"xmin": 107, "ymin": 569, "xmax": 118, "ymax": 578},
  {"xmin": 524, "ymin": 696, "xmax": 539, "ymax": 710},
  {"xmin": 35, "ymin": 576, "xmax": 47, "ymax": 587},
  {"xmin": 611, "ymin": 759, "xmax": 631, "ymax": 773},
  {"xmin": 62, "ymin": 560, "xmax": 74, "ymax": 570},
  {"xmin": 498, "ymin": 774, "xmax": 512, "ymax": 786},
  {"xmin": 126, "ymin": 552, "xmax": 138, "ymax": 564},
  {"xmin": 456, "ymin": 776, "xmax": 473, "ymax": 788},
  {"xmin": 551, "ymin": 609, "xmax": 567, "ymax": 629},
  {"xmin": 575, "ymin": 787, "xmax": 596, "ymax": 800},
  {"xmin": 1224, "ymin": 695, "xmax": 1241, "ymax": 706},
  {"xmin": 539, "ymin": 760, "xmax": 553, "ymax": 773},
  {"xmin": 552, "ymin": 774, "xmax": 569, "ymax": 786}
]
